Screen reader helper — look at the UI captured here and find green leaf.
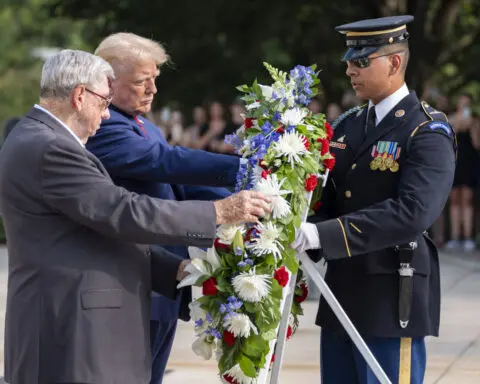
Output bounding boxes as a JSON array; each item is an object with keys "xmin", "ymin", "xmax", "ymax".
[
  {"xmin": 233, "ymin": 230, "xmax": 244, "ymax": 252},
  {"xmin": 244, "ymin": 301, "xmax": 261, "ymax": 313},
  {"xmin": 239, "ymin": 354, "xmax": 257, "ymax": 378},
  {"xmin": 284, "ymin": 248, "xmax": 299, "ymax": 274},
  {"xmin": 270, "ymin": 278, "xmax": 283, "ymax": 300},
  {"xmin": 293, "ymin": 214, "xmax": 301, "ymax": 229},
  {"xmin": 262, "ymin": 328, "xmax": 278, "ymax": 341},
  {"xmin": 244, "ymin": 334, "xmax": 269, "ymax": 358}
]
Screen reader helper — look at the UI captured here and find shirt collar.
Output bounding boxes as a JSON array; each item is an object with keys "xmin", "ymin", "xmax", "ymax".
[
  {"xmin": 368, "ymin": 83, "xmax": 409, "ymax": 125},
  {"xmin": 34, "ymin": 104, "xmax": 85, "ymax": 148}
]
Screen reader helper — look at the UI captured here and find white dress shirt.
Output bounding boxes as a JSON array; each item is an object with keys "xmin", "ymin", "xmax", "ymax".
[
  {"xmin": 297, "ymin": 84, "xmax": 410, "ymax": 252},
  {"xmin": 368, "ymin": 83, "xmax": 409, "ymax": 125},
  {"xmin": 34, "ymin": 104, "xmax": 85, "ymax": 148}
]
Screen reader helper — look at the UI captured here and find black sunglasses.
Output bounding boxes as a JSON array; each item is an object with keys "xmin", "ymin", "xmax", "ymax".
[{"xmin": 348, "ymin": 50, "xmax": 405, "ymax": 69}]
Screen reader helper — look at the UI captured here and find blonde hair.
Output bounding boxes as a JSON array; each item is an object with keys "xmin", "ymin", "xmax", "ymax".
[{"xmin": 94, "ymin": 32, "xmax": 170, "ymax": 71}]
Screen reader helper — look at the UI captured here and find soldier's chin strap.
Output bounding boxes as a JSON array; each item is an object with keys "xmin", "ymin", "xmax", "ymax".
[{"xmin": 395, "ymin": 241, "xmax": 417, "ymax": 328}]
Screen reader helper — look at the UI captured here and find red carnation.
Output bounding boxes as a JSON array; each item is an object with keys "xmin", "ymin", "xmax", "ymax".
[
  {"xmin": 295, "ymin": 282, "xmax": 309, "ymax": 303},
  {"xmin": 320, "ymin": 138, "xmax": 330, "ymax": 155},
  {"xmin": 271, "ymin": 354, "xmax": 275, "ymax": 364},
  {"xmin": 313, "ymin": 201, "xmax": 323, "ymax": 212},
  {"xmin": 245, "ymin": 118, "xmax": 255, "ymax": 129},
  {"xmin": 214, "ymin": 238, "xmax": 230, "ymax": 251},
  {"xmin": 325, "ymin": 122, "xmax": 333, "ymax": 140},
  {"xmin": 258, "ymin": 159, "xmax": 268, "ymax": 169},
  {"xmin": 223, "ymin": 330, "xmax": 236, "ymax": 346},
  {"xmin": 286, "ymin": 325, "xmax": 293, "ymax": 340},
  {"xmin": 276, "ymin": 125, "xmax": 285, "ymax": 134},
  {"xmin": 301, "ymin": 135, "xmax": 311, "ymax": 151},
  {"xmin": 274, "ymin": 266, "xmax": 289, "ymax": 287},
  {"xmin": 324, "ymin": 155, "xmax": 336, "ymax": 171},
  {"xmin": 261, "ymin": 169, "xmax": 272, "ymax": 179},
  {"xmin": 202, "ymin": 277, "xmax": 218, "ymax": 296},
  {"xmin": 223, "ymin": 375, "xmax": 238, "ymax": 384},
  {"xmin": 304, "ymin": 174, "xmax": 318, "ymax": 192}
]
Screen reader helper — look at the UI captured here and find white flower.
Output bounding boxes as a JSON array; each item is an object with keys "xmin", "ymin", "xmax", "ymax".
[
  {"xmin": 189, "ymin": 301, "xmax": 208, "ymax": 331},
  {"xmin": 273, "ymin": 131, "xmax": 310, "ymax": 166},
  {"xmin": 251, "ymin": 164, "xmax": 265, "ymax": 185},
  {"xmin": 232, "ymin": 271, "xmax": 271, "ymax": 303},
  {"xmin": 176, "ymin": 258, "xmax": 209, "ymax": 288},
  {"xmin": 192, "ymin": 334, "xmax": 216, "ymax": 360},
  {"xmin": 259, "ymin": 84, "xmax": 274, "ymax": 100},
  {"xmin": 217, "ymin": 224, "xmax": 246, "ymax": 245},
  {"xmin": 246, "ymin": 222, "xmax": 284, "ymax": 260},
  {"xmin": 281, "ymin": 107, "xmax": 307, "ymax": 127},
  {"xmin": 222, "ymin": 364, "xmax": 257, "ymax": 384},
  {"xmin": 246, "ymin": 101, "xmax": 260, "ymax": 110},
  {"xmin": 224, "ymin": 312, "xmax": 258, "ymax": 338},
  {"xmin": 254, "ymin": 174, "xmax": 291, "ymax": 219}
]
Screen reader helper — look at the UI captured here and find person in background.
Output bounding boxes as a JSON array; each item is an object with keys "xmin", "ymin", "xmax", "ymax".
[
  {"xmin": 308, "ymin": 97, "xmax": 323, "ymax": 114},
  {"xmin": 214, "ymin": 99, "xmax": 245, "ymax": 154},
  {"xmin": 182, "ymin": 105, "xmax": 209, "ymax": 148},
  {"xmin": 445, "ymin": 93, "xmax": 480, "ymax": 251},
  {"xmin": 166, "ymin": 110, "xmax": 184, "ymax": 146},
  {"xmin": 326, "ymin": 102, "xmax": 343, "ymax": 123}
]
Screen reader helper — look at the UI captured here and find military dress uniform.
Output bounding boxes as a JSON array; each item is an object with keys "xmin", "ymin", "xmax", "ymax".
[{"xmin": 307, "ymin": 16, "xmax": 457, "ymax": 384}]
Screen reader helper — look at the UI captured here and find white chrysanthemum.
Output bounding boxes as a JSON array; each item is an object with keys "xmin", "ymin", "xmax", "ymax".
[
  {"xmin": 281, "ymin": 107, "xmax": 307, "ymax": 127},
  {"xmin": 223, "ymin": 313, "xmax": 258, "ymax": 338},
  {"xmin": 247, "ymin": 222, "xmax": 284, "ymax": 260},
  {"xmin": 222, "ymin": 364, "xmax": 257, "ymax": 384},
  {"xmin": 245, "ymin": 101, "xmax": 260, "ymax": 110},
  {"xmin": 177, "ymin": 258, "xmax": 209, "ymax": 288},
  {"xmin": 259, "ymin": 84, "xmax": 274, "ymax": 101},
  {"xmin": 192, "ymin": 334, "xmax": 216, "ymax": 360},
  {"xmin": 251, "ymin": 164, "xmax": 265, "ymax": 185},
  {"xmin": 232, "ymin": 272, "xmax": 271, "ymax": 303},
  {"xmin": 217, "ymin": 224, "xmax": 246, "ymax": 245},
  {"xmin": 254, "ymin": 174, "xmax": 291, "ymax": 219},
  {"xmin": 274, "ymin": 131, "xmax": 310, "ymax": 166}
]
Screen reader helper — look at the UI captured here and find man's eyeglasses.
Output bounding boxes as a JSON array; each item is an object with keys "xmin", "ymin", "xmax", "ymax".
[
  {"xmin": 85, "ymin": 88, "xmax": 112, "ymax": 110},
  {"xmin": 348, "ymin": 51, "xmax": 404, "ymax": 69}
]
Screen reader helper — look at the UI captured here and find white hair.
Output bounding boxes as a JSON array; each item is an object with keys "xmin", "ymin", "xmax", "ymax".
[
  {"xmin": 95, "ymin": 33, "xmax": 169, "ymax": 71},
  {"xmin": 40, "ymin": 49, "xmax": 115, "ymax": 99}
]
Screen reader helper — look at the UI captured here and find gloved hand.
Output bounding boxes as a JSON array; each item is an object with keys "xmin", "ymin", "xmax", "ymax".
[{"xmin": 291, "ymin": 222, "xmax": 321, "ymax": 254}]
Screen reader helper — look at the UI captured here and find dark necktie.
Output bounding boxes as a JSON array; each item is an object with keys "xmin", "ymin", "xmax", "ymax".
[{"xmin": 365, "ymin": 106, "xmax": 376, "ymax": 135}]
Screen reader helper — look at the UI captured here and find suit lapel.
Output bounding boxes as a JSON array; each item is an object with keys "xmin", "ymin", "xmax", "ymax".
[{"xmin": 354, "ymin": 92, "xmax": 419, "ymax": 160}]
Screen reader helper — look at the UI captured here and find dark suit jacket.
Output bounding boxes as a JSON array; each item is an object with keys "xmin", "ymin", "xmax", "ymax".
[
  {"xmin": 309, "ymin": 93, "xmax": 456, "ymax": 338},
  {"xmin": 86, "ymin": 106, "xmax": 236, "ymax": 321},
  {"xmin": 0, "ymin": 107, "xmax": 217, "ymax": 384}
]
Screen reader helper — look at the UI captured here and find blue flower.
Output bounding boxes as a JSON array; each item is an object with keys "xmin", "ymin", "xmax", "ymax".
[
  {"xmin": 210, "ymin": 328, "xmax": 222, "ymax": 339},
  {"xmin": 245, "ymin": 259, "xmax": 254, "ymax": 266},
  {"xmin": 219, "ymin": 303, "xmax": 228, "ymax": 314},
  {"xmin": 195, "ymin": 318, "xmax": 204, "ymax": 328},
  {"xmin": 273, "ymin": 111, "xmax": 281, "ymax": 121},
  {"xmin": 237, "ymin": 261, "xmax": 247, "ymax": 268},
  {"xmin": 206, "ymin": 313, "xmax": 213, "ymax": 323},
  {"xmin": 235, "ymin": 247, "xmax": 243, "ymax": 256}
]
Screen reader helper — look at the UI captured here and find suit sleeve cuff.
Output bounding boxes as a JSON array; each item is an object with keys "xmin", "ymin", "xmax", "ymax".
[{"xmin": 315, "ymin": 218, "xmax": 352, "ymax": 260}]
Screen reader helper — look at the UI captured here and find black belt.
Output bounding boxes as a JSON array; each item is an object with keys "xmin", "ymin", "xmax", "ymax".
[{"xmin": 394, "ymin": 241, "xmax": 417, "ymax": 329}]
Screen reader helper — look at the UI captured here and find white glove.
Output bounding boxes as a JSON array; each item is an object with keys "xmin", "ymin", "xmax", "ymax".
[{"xmin": 291, "ymin": 222, "xmax": 321, "ymax": 253}]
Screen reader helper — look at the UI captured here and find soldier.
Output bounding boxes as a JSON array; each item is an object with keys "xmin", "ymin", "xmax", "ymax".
[{"xmin": 293, "ymin": 15, "xmax": 456, "ymax": 384}]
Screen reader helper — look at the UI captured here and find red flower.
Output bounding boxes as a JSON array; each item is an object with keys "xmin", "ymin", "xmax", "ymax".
[
  {"xmin": 304, "ymin": 174, "xmax": 318, "ymax": 192},
  {"xmin": 325, "ymin": 122, "xmax": 333, "ymax": 140},
  {"xmin": 245, "ymin": 118, "xmax": 255, "ymax": 129},
  {"xmin": 261, "ymin": 169, "xmax": 272, "ymax": 179},
  {"xmin": 271, "ymin": 354, "xmax": 275, "ymax": 364},
  {"xmin": 274, "ymin": 266, "xmax": 289, "ymax": 287},
  {"xmin": 313, "ymin": 201, "xmax": 323, "ymax": 212},
  {"xmin": 223, "ymin": 375, "xmax": 238, "ymax": 384},
  {"xmin": 202, "ymin": 277, "xmax": 218, "ymax": 296},
  {"xmin": 295, "ymin": 282, "xmax": 309, "ymax": 303},
  {"xmin": 276, "ymin": 125, "xmax": 285, "ymax": 134},
  {"xmin": 214, "ymin": 238, "xmax": 230, "ymax": 251},
  {"xmin": 320, "ymin": 138, "xmax": 330, "ymax": 156},
  {"xmin": 301, "ymin": 135, "xmax": 311, "ymax": 151},
  {"xmin": 258, "ymin": 159, "xmax": 268, "ymax": 169},
  {"xmin": 324, "ymin": 155, "xmax": 336, "ymax": 171},
  {"xmin": 223, "ymin": 330, "xmax": 236, "ymax": 346},
  {"xmin": 286, "ymin": 325, "xmax": 293, "ymax": 340}
]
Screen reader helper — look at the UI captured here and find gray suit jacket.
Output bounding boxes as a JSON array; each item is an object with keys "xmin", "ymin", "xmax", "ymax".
[{"xmin": 0, "ymin": 107, "xmax": 217, "ymax": 384}]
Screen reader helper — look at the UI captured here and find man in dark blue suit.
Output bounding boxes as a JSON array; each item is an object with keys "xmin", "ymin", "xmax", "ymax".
[
  {"xmin": 293, "ymin": 16, "xmax": 456, "ymax": 384},
  {"xmin": 87, "ymin": 32, "xmax": 243, "ymax": 383}
]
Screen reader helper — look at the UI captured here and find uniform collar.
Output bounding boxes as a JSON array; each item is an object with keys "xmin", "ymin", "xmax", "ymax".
[{"xmin": 368, "ymin": 83, "xmax": 409, "ymax": 125}]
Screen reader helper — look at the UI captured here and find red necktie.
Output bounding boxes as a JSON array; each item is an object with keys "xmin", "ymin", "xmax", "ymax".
[{"xmin": 134, "ymin": 116, "xmax": 150, "ymax": 139}]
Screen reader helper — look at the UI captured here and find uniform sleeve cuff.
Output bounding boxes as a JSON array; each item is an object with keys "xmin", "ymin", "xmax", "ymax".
[{"xmin": 315, "ymin": 218, "xmax": 352, "ymax": 260}]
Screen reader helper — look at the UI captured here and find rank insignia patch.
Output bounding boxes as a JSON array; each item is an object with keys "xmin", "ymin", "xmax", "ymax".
[{"xmin": 370, "ymin": 141, "xmax": 401, "ymax": 172}]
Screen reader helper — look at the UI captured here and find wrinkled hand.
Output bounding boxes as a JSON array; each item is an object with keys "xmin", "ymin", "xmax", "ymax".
[
  {"xmin": 213, "ymin": 190, "xmax": 272, "ymax": 225},
  {"xmin": 291, "ymin": 222, "xmax": 321, "ymax": 254},
  {"xmin": 176, "ymin": 260, "xmax": 191, "ymax": 282}
]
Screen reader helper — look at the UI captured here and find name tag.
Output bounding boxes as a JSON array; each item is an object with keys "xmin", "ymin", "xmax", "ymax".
[{"xmin": 330, "ymin": 141, "xmax": 346, "ymax": 150}]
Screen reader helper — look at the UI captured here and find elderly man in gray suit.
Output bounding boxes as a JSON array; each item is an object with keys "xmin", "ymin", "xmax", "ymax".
[{"xmin": 0, "ymin": 49, "xmax": 270, "ymax": 384}]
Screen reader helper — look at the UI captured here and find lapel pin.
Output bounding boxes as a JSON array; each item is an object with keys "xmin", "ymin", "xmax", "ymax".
[{"xmin": 395, "ymin": 109, "xmax": 405, "ymax": 118}]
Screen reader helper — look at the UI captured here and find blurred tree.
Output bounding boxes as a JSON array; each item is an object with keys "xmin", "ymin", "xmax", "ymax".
[
  {"xmin": 43, "ymin": 0, "xmax": 480, "ymax": 112},
  {"xmin": 0, "ymin": 0, "xmax": 91, "ymax": 131}
]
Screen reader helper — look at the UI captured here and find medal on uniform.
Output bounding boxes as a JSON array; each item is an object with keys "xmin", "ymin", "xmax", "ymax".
[{"xmin": 370, "ymin": 141, "xmax": 401, "ymax": 172}]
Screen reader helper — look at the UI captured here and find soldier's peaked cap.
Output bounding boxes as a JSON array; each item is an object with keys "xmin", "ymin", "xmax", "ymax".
[{"xmin": 335, "ymin": 15, "xmax": 414, "ymax": 61}]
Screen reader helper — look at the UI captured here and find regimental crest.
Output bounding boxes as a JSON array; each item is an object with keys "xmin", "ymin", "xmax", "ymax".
[{"xmin": 370, "ymin": 141, "xmax": 401, "ymax": 172}]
